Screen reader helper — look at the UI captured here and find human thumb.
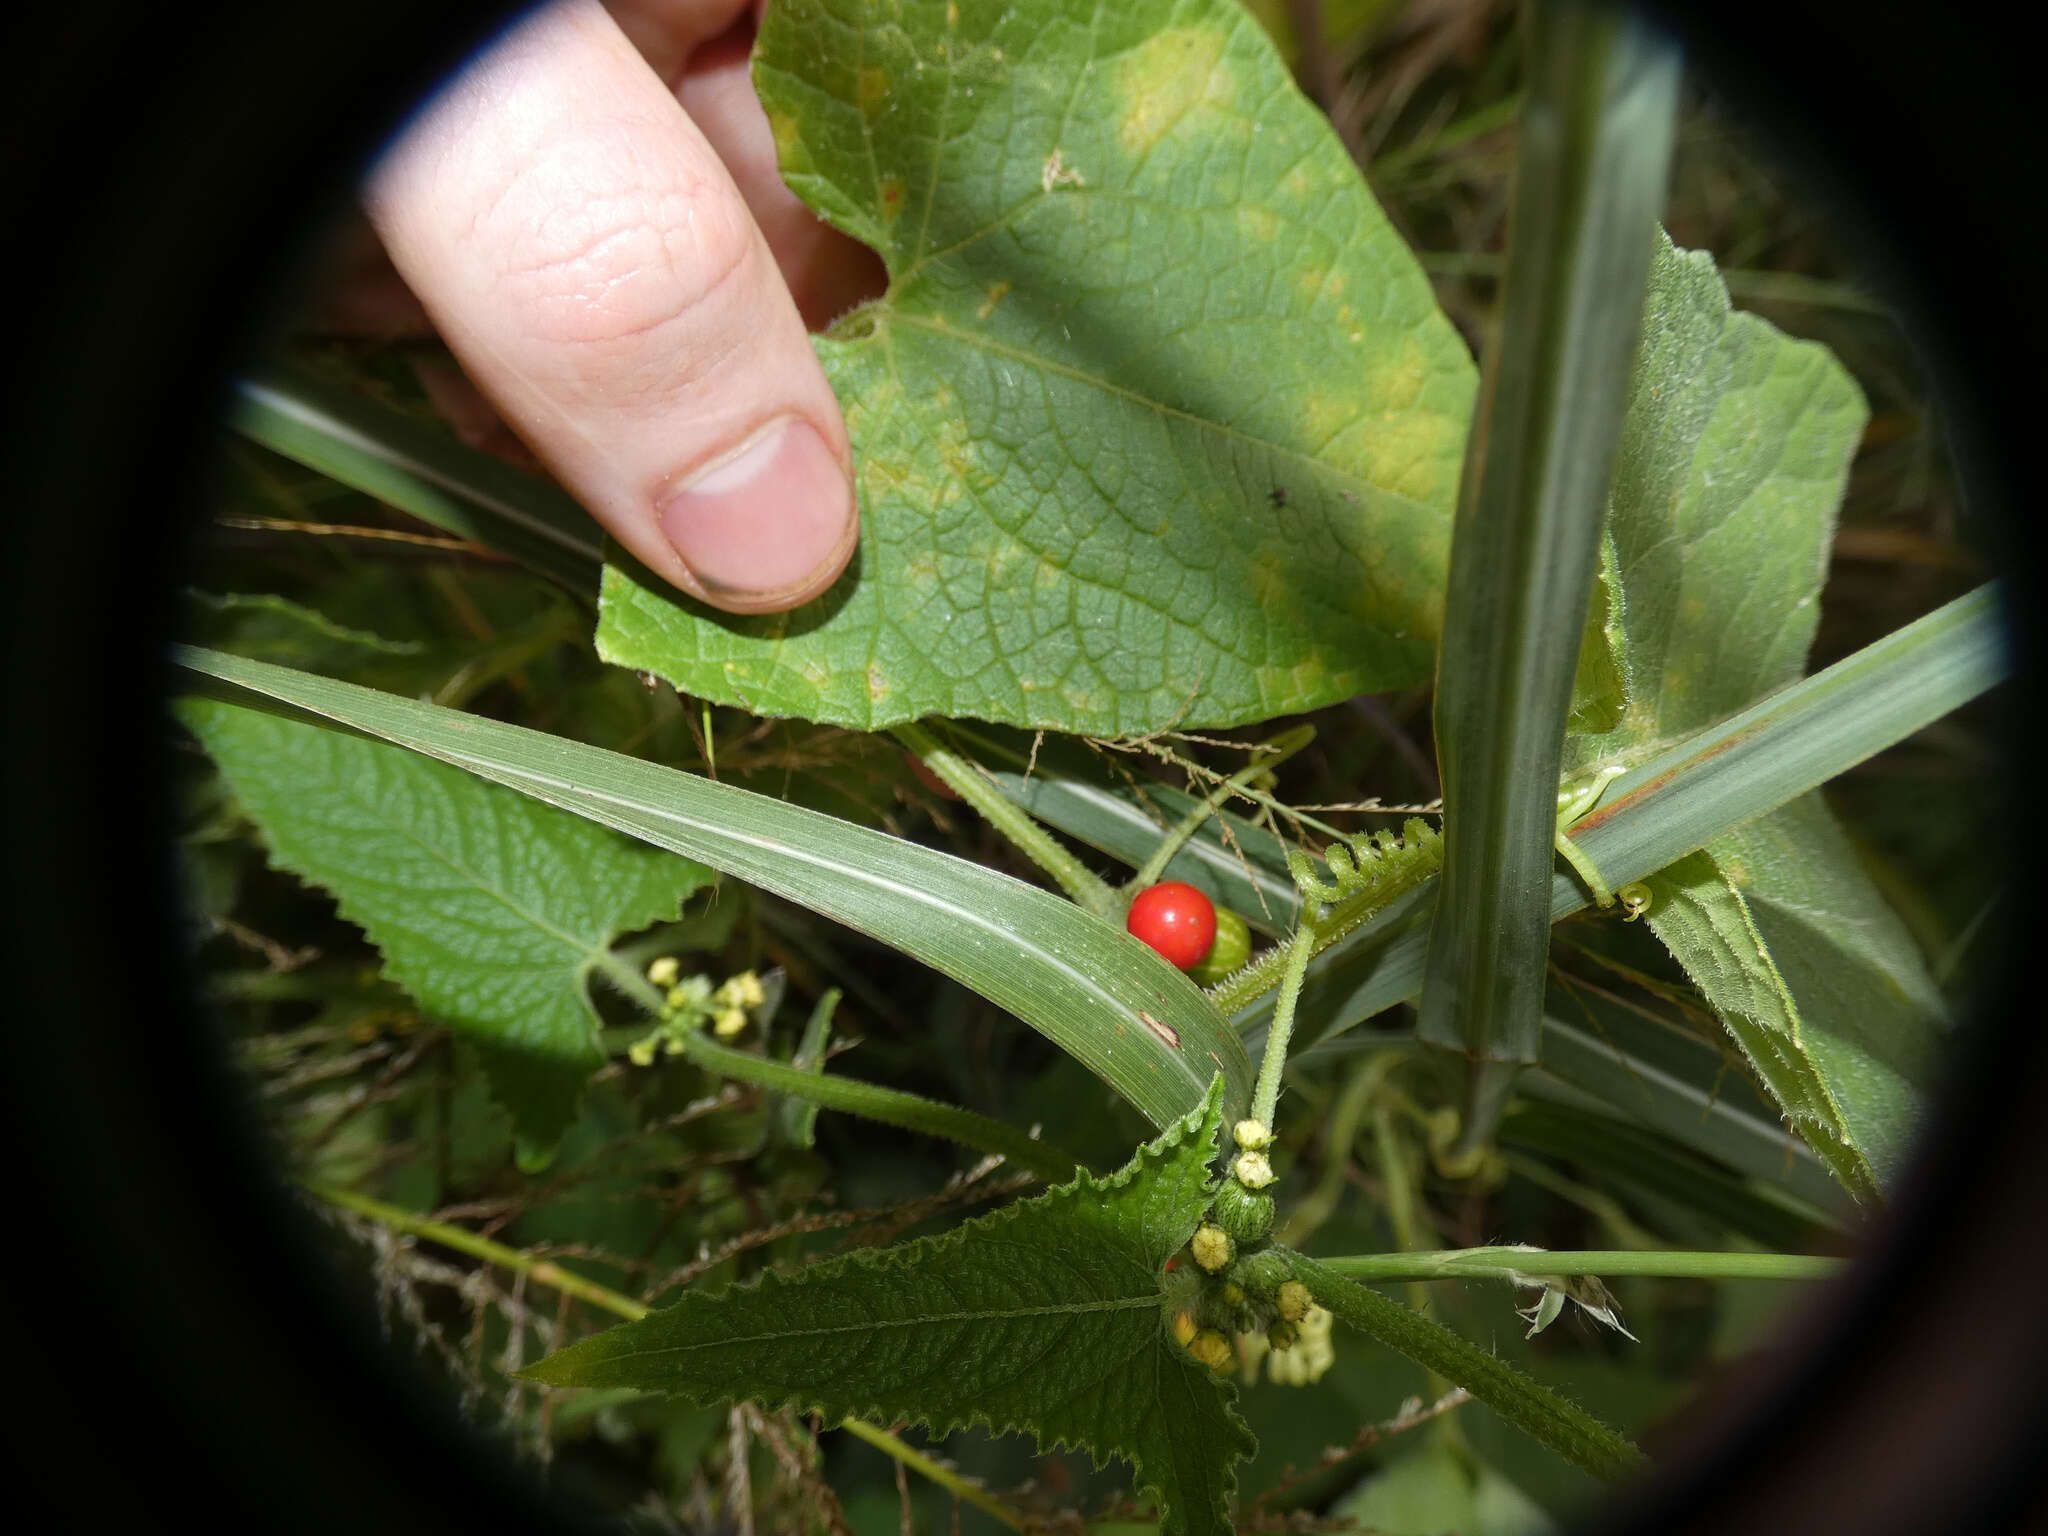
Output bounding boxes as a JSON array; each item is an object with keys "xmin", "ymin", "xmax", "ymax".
[{"xmin": 364, "ymin": 0, "xmax": 857, "ymax": 613}]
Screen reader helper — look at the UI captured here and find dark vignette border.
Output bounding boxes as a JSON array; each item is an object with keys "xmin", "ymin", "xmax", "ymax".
[{"xmin": 0, "ymin": 1, "xmax": 2039, "ymax": 1530}]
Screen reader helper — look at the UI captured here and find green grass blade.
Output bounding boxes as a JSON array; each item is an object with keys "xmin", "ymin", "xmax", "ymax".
[
  {"xmin": 172, "ymin": 647, "xmax": 1254, "ymax": 1130},
  {"xmin": 1499, "ymin": 1096, "xmax": 1848, "ymax": 1241},
  {"xmin": 1565, "ymin": 583, "xmax": 2007, "ymax": 881},
  {"xmin": 1316, "ymin": 1248, "xmax": 1842, "ymax": 1284},
  {"xmin": 1242, "ymin": 584, "xmax": 2006, "ymax": 1039},
  {"xmin": 1238, "ymin": 586, "xmax": 2006, "ymax": 1179},
  {"xmin": 1419, "ymin": 8, "xmax": 1680, "ymax": 1127},
  {"xmin": 230, "ymin": 361, "xmax": 605, "ymax": 595}
]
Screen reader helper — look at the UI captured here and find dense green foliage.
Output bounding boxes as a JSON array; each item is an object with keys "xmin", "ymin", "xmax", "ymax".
[{"xmin": 175, "ymin": 0, "xmax": 2003, "ymax": 1530}]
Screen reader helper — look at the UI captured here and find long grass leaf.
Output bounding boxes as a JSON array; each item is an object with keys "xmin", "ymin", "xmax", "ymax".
[
  {"xmin": 172, "ymin": 647, "xmax": 1255, "ymax": 1129},
  {"xmin": 1418, "ymin": 8, "xmax": 1681, "ymax": 1136}
]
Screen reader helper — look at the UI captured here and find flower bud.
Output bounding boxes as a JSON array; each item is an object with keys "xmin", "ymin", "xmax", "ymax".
[
  {"xmin": 1276, "ymin": 1280, "xmax": 1312, "ymax": 1322},
  {"xmin": 1266, "ymin": 1319, "xmax": 1300, "ymax": 1351},
  {"xmin": 646, "ymin": 956, "xmax": 680, "ymax": 987},
  {"xmin": 1232, "ymin": 1118, "xmax": 1274, "ymax": 1150},
  {"xmin": 1188, "ymin": 1329, "xmax": 1235, "ymax": 1374},
  {"xmin": 1231, "ymin": 1150, "xmax": 1275, "ymax": 1189},
  {"xmin": 1190, "ymin": 1224, "xmax": 1234, "ymax": 1272}
]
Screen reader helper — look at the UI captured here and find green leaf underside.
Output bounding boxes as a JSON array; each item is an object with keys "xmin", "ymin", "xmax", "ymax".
[
  {"xmin": 175, "ymin": 649, "xmax": 1256, "ymax": 1131},
  {"xmin": 1568, "ymin": 230, "xmax": 1866, "ymax": 775},
  {"xmin": 597, "ymin": 0, "xmax": 1476, "ymax": 735},
  {"xmin": 178, "ymin": 699, "xmax": 712, "ymax": 1159},
  {"xmin": 1641, "ymin": 850, "xmax": 1877, "ymax": 1202},
  {"xmin": 1573, "ymin": 230, "xmax": 1945, "ymax": 1196},
  {"xmin": 525, "ymin": 1078, "xmax": 1251, "ymax": 1536},
  {"xmin": 1704, "ymin": 798, "xmax": 1947, "ymax": 1183}
]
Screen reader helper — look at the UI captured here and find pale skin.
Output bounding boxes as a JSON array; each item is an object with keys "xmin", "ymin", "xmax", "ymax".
[{"xmin": 363, "ymin": 0, "xmax": 885, "ymax": 615}]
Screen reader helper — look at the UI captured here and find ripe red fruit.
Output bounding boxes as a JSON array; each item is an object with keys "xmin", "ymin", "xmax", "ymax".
[{"xmin": 1126, "ymin": 882, "xmax": 1218, "ymax": 970}]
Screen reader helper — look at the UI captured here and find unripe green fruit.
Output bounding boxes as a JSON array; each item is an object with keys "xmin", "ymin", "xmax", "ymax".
[
  {"xmin": 1212, "ymin": 1178, "xmax": 1276, "ymax": 1244},
  {"xmin": 1187, "ymin": 907, "xmax": 1252, "ymax": 986},
  {"xmin": 1232, "ymin": 1247, "xmax": 1291, "ymax": 1298}
]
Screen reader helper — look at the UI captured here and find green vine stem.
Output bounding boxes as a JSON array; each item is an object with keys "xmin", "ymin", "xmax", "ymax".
[
  {"xmin": 674, "ymin": 1030, "xmax": 1084, "ymax": 1183},
  {"xmin": 1123, "ymin": 724, "xmax": 1316, "ymax": 893},
  {"xmin": 1371, "ymin": 1098, "xmax": 1455, "ymax": 1410},
  {"xmin": 1249, "ymin": 910, "xmax": 1321, "ymax": 1129},
  {"xmin": 893, "ymin": 720, "xmax": 1121, "ymax": 921},
  {"xmin": 601, "ymin": 959, "xmax": 1084, "ymax": 1181},
  {"xmin": 1320, "ymin": 1248, "xmax": 1844, "ymax": 1284},
  {"xmin": 305, "ymin": 1183, "xmax": 1037, "ymax": 1532},
  {"xmin": 1281, "ymin": 1250, "xmax": 1649, "ymax": 1484},
  {"xmin": 309, "ymin": 1181, "xmax": 653, "ymax": 1321},
  {"xmin": 836, "ymin": 1419, "xmax": 1028, "ymax": 1533},
  {"xmin": 1276, "ymin": 1052, "xmax": 1393, "ymax": 1245},
  {"xmin": 598, "ymin": 958, "xmax": 1089, "ymax": 1187}
]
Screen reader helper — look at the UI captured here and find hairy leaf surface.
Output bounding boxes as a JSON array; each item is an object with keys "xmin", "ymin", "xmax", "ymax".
[
  {"xmin": 525, "ymin": 1079, "xmax": 1251, "ymax": 1535},
  {"xmin": 1578, "ymin": 229, "xmax": 1947, "ymax": 1195},
  {"xmin": 180, "ymin": 700, "xmax": 712, "ymax": 1162},
  {"xmin": 597, "ymin": 0, "xmax": 1475, "ymax": 734}
]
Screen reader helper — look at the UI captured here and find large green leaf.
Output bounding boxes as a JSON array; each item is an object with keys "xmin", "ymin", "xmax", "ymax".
[
  {"xmin": 1638, "ymin": 850, "xmax": 1877, "ymax": 1202},
  {"xmin": 596, "ymin": 0, "xmax": 1476, "ymax": 735},
  {"xmin": 175, "ymin": 647, "xmax": 1256, "ymax": 1130},
  {"xmin": 1566, "ymin": 229, "xmax": 1950, "ymax": 1197},
  {"xmin": 178, "ymin": 699, "xmax": 712, "ymax": 1163},
  {"xmin": 1696, "ymin": 797, "xmax": 1948, "ymax": 1185},
  {"xmin": 525, "ymin": 1078, "xmax": 1252, "ymax": 1536},
  {"xmin": 1566, "ymin": 229, "xmax": 1868, "ymax": 774}
]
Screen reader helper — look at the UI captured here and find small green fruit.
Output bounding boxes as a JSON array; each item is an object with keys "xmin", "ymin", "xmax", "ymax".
[
  {"xmin": 1213, "ymin": 1179, "xmax": 1276, "ymax": 1244},
  {"xmin": 1232, "ymin": 1248, "xmax": 1290, "ymax": 1297},
  {"xmin": 1187, "ymin": 906, "xmax": 1252, "ymax": 986}
]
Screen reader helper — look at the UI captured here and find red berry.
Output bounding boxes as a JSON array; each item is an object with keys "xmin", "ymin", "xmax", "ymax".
[{"xmin": 1126, "ymin": 882, "xmax": 1218, "ymax": 970}]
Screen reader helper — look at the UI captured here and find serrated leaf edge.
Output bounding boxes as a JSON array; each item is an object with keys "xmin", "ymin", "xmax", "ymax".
[{"xmin": 527, "ymin": 1078, "xmax": 1248, "ymax": 1532}]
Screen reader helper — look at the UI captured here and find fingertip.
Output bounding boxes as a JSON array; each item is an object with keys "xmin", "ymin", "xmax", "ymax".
[{"xmin": 655, "ymin": 417, "xmax": 858, "ymax": 613}]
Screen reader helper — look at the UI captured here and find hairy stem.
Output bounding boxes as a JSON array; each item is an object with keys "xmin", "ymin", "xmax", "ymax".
[
  {"xmin": 836, "ymin": 1419, "xmax": 1028, "ymax": 1533},
  {"xmin": 1249, "ymin": 911, "xmax": 1320, "ymax": 1128},
  {"xmin": 894, "ymin": 721, "xmax": 1121, "ymax": 921},
  {"xmin": 676, "ymin": 1031, "xmax": 1084, "ymax": 1183},
  {"xmin": 1283, "ymin": 1251, "xmax": 1649, "ymax": 1484},
  {"xmin": 1205, "ymin": 844, "xmax": 1442, "ymax": 1017}
]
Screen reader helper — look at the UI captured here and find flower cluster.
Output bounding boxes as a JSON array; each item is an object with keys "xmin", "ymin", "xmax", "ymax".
[
  {"xmin": 1161, "ymin": 1114, "xmax": 1334, "ymax": 1384},
  {"xmin": 626, "ymin": 959, "xmax": 770, "ymax": 1065}
]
